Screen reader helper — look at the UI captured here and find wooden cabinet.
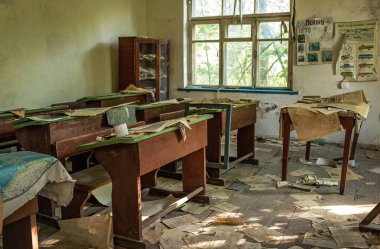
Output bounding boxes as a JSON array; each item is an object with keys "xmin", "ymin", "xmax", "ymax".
[{"xmin": 118, "ymin": 37, "xmax": 169, "ymax": 101}]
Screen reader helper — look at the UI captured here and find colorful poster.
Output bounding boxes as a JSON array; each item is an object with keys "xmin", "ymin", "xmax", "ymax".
[
  {"xmin": 296, "ymin": 18, "xmax": 334, "ymax": 65},
  {"xmin": 335, "ymin": 21, "xmax": 378, "ymax": 81}
]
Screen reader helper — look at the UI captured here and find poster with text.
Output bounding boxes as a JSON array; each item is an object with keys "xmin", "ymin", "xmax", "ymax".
[
  {"xmin": 336, "ymin": 20, "xmax": 378, "ymax": 81},
  {"xmin": 297, "ymin": 18, "xmax": 334, "ymax": 65}
]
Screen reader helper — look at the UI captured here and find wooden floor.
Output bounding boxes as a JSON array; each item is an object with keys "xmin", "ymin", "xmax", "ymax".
[{"xmin": 38, "ymin": 141, "xmax": 380, "ymax": 248}]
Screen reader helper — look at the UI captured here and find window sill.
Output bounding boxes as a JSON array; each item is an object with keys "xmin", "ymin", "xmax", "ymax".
[{"xmin": 177, "ymin": 87, "xmax": 299, "ymax": 95}]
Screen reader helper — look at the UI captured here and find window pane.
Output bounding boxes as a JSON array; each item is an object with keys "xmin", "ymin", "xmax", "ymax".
[
  {"xmin": 194, "ymin": 24, "xmax": 220, "ymax": 41},
  {"xmin": 225, "ymin": 42, "xmax": 252, "ymax": 86},
  {"xmin": 223, "ymin": 0, "xmax": 254, "ymax": 15},
  {"xmin": 226, "ymin": 24, "xmax": 251, "ymax": 38},
  {"xmin": 256, "ymin": 0, "xmax": 290, "ymax": 14},
  {"xmin": 259, "ymin": 22, "xmax": 289, "ymax": 39},
  {"xmin": 193, "ymin": 0, "xmax": 222, "ymax": 17},
  {"xmin": 257, "ymin": 41, "xmax": 288, "ymax": 88},
  {"xmin": 193, "ymin": 42, "xmax": 220, "ymax": 85}
]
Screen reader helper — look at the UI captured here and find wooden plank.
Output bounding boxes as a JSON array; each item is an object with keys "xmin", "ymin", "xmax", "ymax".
[{"xmin": 71, "ymin": 165, "xmax": 111, "ymax": 191}]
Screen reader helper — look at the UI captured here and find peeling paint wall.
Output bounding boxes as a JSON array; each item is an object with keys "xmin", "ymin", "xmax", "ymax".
[
  {"xmin": 0, "ymin": 0, "xmax": 147, "ymax": 109},
  {"xmin": 147, "ymin": 0, "xmax": 380, "ymax": 145}
]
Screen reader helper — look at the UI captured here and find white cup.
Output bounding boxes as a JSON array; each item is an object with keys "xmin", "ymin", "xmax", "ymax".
[{"xmin": 114, "ymin": 123, "xmax": 129, "ymax": 137}]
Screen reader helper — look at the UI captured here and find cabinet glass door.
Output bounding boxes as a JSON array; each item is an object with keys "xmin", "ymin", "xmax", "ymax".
[
  {"xmin": 139, "ymin": 43, "xmax": 157, "ymax": 94},
  {"xmin": 160, "ymin": 44, "xmax": 169, "ymax": 100}
]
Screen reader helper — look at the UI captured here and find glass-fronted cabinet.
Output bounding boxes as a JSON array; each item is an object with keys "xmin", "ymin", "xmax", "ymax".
[{"xmin": 119, "ymin": 37, "xmax": 169, "ymax": 101}]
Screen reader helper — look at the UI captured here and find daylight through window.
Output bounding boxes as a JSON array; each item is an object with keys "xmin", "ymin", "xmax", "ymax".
[{"xmin": 189, "ymin": 0, "xmax": 292, "ymax": 89}]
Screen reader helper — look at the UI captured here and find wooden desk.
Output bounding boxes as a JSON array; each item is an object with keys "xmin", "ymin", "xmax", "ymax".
[
  {"xmin": 135, "ymin": 99, "xmax": 191, "ymax": 124},
  {"xmin": 0, "ymin": 105, "xmax": 70, "ymax": 150},
  {"xmin": 3, "ymin": 198, "xmax": 38, "ymax": 249},
  {"xmin": 77, "ymin": 93, "xmax": 148, "ymax": 108},
  {"xmin": 187, "ymin": 102, "xmax": 258, "ymax": 186},
  {"xmin": 78, "ymin": 115, "xmax": 211, "ymax": 248},
  {"xmin": 281, "ymin": 109, "xmax": 357, "ymax": 195},
  {"xmin": 13, "ymin": 115, "xmax": 111, "ymax": 221}
]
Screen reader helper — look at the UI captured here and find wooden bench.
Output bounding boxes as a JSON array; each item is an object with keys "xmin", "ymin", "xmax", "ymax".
[{"xmin": 61, "ymin": 165, "xmax": 111, "ymax": 219}]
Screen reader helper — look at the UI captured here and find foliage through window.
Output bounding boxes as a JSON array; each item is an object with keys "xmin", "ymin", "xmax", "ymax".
[{"xmin": 189, "ymin": 0, "xmax": 292, "ymax": 89}]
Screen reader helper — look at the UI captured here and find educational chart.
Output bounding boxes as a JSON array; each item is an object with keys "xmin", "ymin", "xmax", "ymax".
[
  {"xmin": 296, "ymin": 18, "xmax": 334, "ymax": 65},
  {"xmin": 336, "ymin": 21, "xmax": 378, "ymax": 81}
]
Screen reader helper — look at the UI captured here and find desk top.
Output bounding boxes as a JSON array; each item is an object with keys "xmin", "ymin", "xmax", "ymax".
[
  {"xmin": 12, "ymin": 116, "xmax": 79, "ymax": 129},
  {"xmin": 77, "ymin": 114, "xmax": 213, "ymax": 149},
  {"xmin": 76, "ymin": 93, "xmax": 145, "ymax": 103},
  {"xmin": 0, "ymin": 105, "xmax": 70, "ymax": 121},
  {"xmin": 135, "ymin": 98, "xmax": 192, "ymax": 110},
  {"xmin": 188, "ymin": 101, "xmax": 258, "ymax": 114}
]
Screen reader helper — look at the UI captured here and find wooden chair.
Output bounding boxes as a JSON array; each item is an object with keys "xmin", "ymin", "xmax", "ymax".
[{"xmin": 61, "ymin": 165, "xmax": 111, "ymax": 219}]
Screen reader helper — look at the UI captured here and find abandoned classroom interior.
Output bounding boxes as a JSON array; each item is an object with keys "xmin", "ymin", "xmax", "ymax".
[{"xmin": 0, "ymin": 0, "xmax": 379, "ymax": 248}]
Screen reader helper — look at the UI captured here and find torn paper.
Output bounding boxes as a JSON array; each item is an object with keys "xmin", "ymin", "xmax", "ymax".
[{"xmin": 162, "ymin": 214, "xmax": 199, "ymax": 229}]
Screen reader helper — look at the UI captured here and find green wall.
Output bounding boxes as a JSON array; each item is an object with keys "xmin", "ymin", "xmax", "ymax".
[{"xmin": 0, "ymin": 0, "xmax": 147, "ymax": 109}]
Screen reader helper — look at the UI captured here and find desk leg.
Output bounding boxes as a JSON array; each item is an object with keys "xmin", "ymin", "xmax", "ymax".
[
  {"xmin": 305, "ymin": 141, "xmax": 311, "ymax": 161},
  {"xmin": 3, "ymin": 214, "xmax": 38, "ymax": 249},
  {"xmin": 340, "ymin": 119, "xmax": 354, "ymax": 195},
  {"xmin": 182, "ymin": 148, "xmax": 206, "ymax": 196},
  {"xmin": 281, "ymin": 113, "xmax": 291, "ymax": 181},
  {"xmin": 237, "ymin": 125, "xmax": 254, "ymax": 158},
  {"xmin": 61, "ymin": 189, "xmax": 92, "ymax": 219},
  {"xmin": 350, "ymin": 132, "xmax": 359, "ymax": 160},
  {"xmin": 95, "ymin": 147, "xmax": 145, "ymax": 249}
]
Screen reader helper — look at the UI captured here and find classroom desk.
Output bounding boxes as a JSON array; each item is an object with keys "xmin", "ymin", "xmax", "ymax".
[
  {"xmin": 135, "ymin": 99, "xmax": 191, "ymax": 124},
  {"xmin": 281, "ymin": 109, "xmax": 357, "ymax": 195},
  {"xmin": 77, "ymin": 115, "xmax": 211, "ymax": 248},
  {"xmin": 186, "ymin": 102, "xmax": 258, "ymax": 186},
  {"xmin": 2, "ymin": 198, "xmax": 38, "ymax": 249},
  {"xmin": 77, "ymin": 93, "xmax": 148, "ymax": 108},
  {"xmin": 0, "ymin": 105, "xmax": 70, "ymax": 149},
  {"xmin": 12, "ymin": 115, "xmax": 111, "ymax": 222}
]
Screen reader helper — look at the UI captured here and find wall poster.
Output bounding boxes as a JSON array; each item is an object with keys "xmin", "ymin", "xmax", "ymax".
[
  {"xmin": 296, "ymin": 18, "xmax": 334, "ymax": 65},
  {"xmin": 335, "ymin": 20, "xmax": 378, "ymax": 81}
]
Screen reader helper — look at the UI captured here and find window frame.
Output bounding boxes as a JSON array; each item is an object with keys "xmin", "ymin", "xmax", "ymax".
[{"xmin": 188, "ymin": 0, "xmax": 293, "ymax": 90}]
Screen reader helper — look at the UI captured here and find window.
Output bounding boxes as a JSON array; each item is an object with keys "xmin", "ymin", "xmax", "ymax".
[{"xmin": 189, "ymin": 0, "xmax": 292, "ymax": 89}]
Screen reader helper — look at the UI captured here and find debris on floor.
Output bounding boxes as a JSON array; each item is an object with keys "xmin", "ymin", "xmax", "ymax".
[
  {"xmin": 315, "ymin": 158, "xmax": 337, "ymax": 167},
  {"xmin": 366, "ymin": 150, "xmax": 380, "ymax": 160},
  {"xmin": 181, "ymin": 202, "xmax": 210, "ymax": 215}
]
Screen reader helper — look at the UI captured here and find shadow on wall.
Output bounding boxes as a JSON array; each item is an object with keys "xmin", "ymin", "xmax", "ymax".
[{"xmin": 83, "ymin": 42, "xmax": 115, "ymax": 95}]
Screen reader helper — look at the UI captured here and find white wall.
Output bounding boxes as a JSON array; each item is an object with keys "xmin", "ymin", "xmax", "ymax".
[
  {"xmin": 147, "ymin": 0, "xmax": 380, "ymax": 146},
  {"xmin": 0, "ymin": 0, "xmax": 147, "ymax": 109}
]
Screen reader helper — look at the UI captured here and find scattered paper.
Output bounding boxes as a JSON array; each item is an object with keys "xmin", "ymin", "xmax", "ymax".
[
  {"xmin": 366, "ymin": 150, "xmax": 380, "ymax": 160},
  {"xmin": 211, "ymin": 202, "xmax": 240, "ymax": 213},
  {"xmin": 277, "ymin": 181, "xmax": 291, "ymax": 188},
  {"xmin": 294, "ymin": 200, "xmax": 320, "ymax": 208},
  {"xmin": 255, "ymin": 147, "xmax": 273, "ymax": 153},
  {"xmin": 162, "ymin": 214, "xmax": 199, "ymax": 229},
  {"xmin": 239, "ymin": 175, "xmax": 275, "ymax": 190},
  {"xmin": 329, "ymin": 226, "xmax": 368, "ymax": 248},
  {"xmin": 142, "ymin": 195, "xmax": 179, "ymax": 221},
  {"xmin": 299, "ymin": 158, "xmax": 313, "ymax": 166},
  {"xmin": 264, "ymin": 174, "xmax": 282, "ymax": 182},
  {"xmin": 40, "ymin": 214, "xmax": 113, "ymax": 249},
  {"xmin": 303, "ymin": 232, "xmax": 338, "ymax": 249},
  {"xmin": 369, "ymin": 167, "xmax": 380, "ymax": 175},
  {"xmin": 290, "ymin": 193, "xmax": 322, "ymax": 202},
  {"xmin": 143, "ymin": 222, "xmax": 167, "ymax": 245},
  {"xmin": 324, "ymin": 167, "xmax": 363, "ymax": 180},
  {"xmin": 316, "ymin": 158, "xmax": 337, "ymax": 167},
  {"xmin": 181, "ymin": 202, "xmax": 210, "ymax": 215},
  {"xmin": 240, "ymin": 223, "xmax": 285, "ymax": 243},
  {"xmin": 290, "ymin": 168, "xmax": 316, "ymax": 177},
  {"xmin": 226, "ymin": 181, "xmax": 248, "ymax": 191},
  {"xmin": 159, "ymin": 229, "xmax": 188, "ymax": 249},
  {"xmin": 365, "ymin": 182, "xmax": 376, "ymax": 186}
]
